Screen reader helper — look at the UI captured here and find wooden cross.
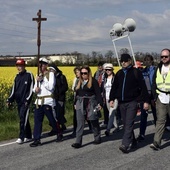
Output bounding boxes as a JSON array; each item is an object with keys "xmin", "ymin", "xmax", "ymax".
[
  {"xmin": 32, "ymin": 9, "xmax": 47, "ymax": 86},
  {"xmin": 32, "ymin": 9, "xmax": 47, "ymax": 47}
]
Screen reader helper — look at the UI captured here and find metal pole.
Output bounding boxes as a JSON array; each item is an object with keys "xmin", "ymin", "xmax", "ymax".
[
  {"xmin": 127, "ymin": 35, "xmax": 137, "ymax": 67},
  {"xmin": 112, "ymin": 39, "xmax": 121, "ymax": 67}
]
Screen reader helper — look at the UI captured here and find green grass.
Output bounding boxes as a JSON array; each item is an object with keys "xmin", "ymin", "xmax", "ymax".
[
  {"xmin": 0, "ymin": 102, "xmax": 74, "ymax": 142},
  {"xmin": 0, "ymin": 100, "xmax": 104, "ymax": 142}
]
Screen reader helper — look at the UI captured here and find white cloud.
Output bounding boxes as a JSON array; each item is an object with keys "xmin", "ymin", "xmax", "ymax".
[{"xmin": 0, "ymin": 0, "xmax": 170, "ymax": 55}]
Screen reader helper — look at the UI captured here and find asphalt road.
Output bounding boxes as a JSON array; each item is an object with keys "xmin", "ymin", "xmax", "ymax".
[{"xmin": 1, "ymin": 114, "xmax": 170, "ymax": 170}]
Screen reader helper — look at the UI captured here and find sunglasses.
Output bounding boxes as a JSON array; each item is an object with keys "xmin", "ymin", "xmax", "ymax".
[
  {"xmin": 105, "ymin": 69, "xmax": 112, "ymax": 71},
  {"xmin": 161, "ymin": 55, "xmax": 169, "ymax": 59},
  {"xmin": 120, "ymin": 60, "xmax": 129, "ymax": 63},
  {"xmin": 81, "ymin": 72, "xmax": 88, "ymax": 75}
]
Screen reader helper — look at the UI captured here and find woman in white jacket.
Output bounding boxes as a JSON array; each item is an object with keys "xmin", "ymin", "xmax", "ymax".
[{"xmin": 102, "ymin": 63, "xmax": 119, "ymax": 136}]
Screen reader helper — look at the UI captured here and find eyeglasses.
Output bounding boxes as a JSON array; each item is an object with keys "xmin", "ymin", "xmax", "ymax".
[
  {"xmin": 120, "ymin": 60, "xmax": 129, "ymax": 63},
  {"xmin": 81, "ymin": 72, "xmax": 88, "ymax": 75},
  {"xmin": 105, "ymin": 69, "xmax": 112, "ymax": 71},
  {"xmin": 161, "ymin": 55, "xmax": 169, "ymax": 59}
]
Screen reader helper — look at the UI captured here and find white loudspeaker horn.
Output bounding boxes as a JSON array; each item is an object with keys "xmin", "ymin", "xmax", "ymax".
[
  {"xmin": 109, "ymin": 29, "xmax": 115, "ymax": 36},
  {"xmin": 112, "ymin": 23, "xmax": 123, "ymax": 36},
  {"xmin": 122, "ymin": 18, "xmax": 136, "ymax": 32}
]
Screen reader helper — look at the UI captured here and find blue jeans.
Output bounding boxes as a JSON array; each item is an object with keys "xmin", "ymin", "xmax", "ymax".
[{"xmin": 33, "ymin": 105, "xmax": 58, "ymax": 140}]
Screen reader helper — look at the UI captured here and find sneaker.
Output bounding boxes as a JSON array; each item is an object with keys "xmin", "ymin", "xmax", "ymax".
[
  {"xmin": 105, "ymin": 130, "xmax": 110, "ymax": 136},
  {"xmin": 30, "ymin": 140, "xmax": 42, "ymax": 147},
  {"xmin": 16, "ymin": 138, "xmax": 23, "ymax": 144},
  {"xmin": 56, "ymin": 134, "xmax": 63, "ymax": 142},
  {"xmin": 119, "ymin": 145, "xmax": 129, "ymax": 153},
  {"xmin": 150, "ymin": 143, "xmax": 160, "ymax": 151},
  {"xmin": 71, "ymin": 143, "xmax": 82, "ymax": 149},
  {"xmin": 24, "ymin": 138, "xmax": 32, "ymax": 143},
  {"xmin": 136, "ymin": 135, "xmax": 145, "ymax": 142}
]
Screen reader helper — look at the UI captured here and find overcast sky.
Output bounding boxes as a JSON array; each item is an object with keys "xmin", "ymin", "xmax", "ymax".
[{"xmin": 0, "ymin": 0, "xmax": 170, "ymax": 56}]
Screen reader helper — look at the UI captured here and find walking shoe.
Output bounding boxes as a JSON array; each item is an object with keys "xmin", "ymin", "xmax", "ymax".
[
  {"xmin": 105, "ymin": 130, "xmax": 110, "ymax": 136},
  {"xmin": 136, "ymin": 135, "xmax": 145, "ymax": 142},
  {"xmin": 61, "ymin": 124, "xmax": 67, "ymax": 131},
  {"xmin": 71, "ymin": 143, "xmax": 81, "ymax": 149},
  {"xmin": 70, "ymin": 131, "xmax": 76, "ymax": 138},
  {"xmin": 16, "ymin": 138, "xmax": 23, "ymax": 144},
  {"xmin": 24, "ymin": 138, "xmax": 32, "ymax": 143},
  {"xmin": 130, "ymin": 139, "xmax": 137, "ymax": 149},
  {"xmin": 48, "ymin": 130, "xmax": 57, "ymax": 136},
  {"xmin": 112, "ymin": 127, "xmax": 120, "ymax": 133},
  {"xmin": 119, "ymin": 145, "xmax": 129, "ymax": 153},
  {"xmin": 56, "ymin": 134, "xmax": 63, "ymax": 142},
  {"xmin": 150, "ymin": 143, "xmax": 160, "ymax": 151},
  {"xmin": 30, "ymin": 140, "xmax": 42, "ymax": 147},
  {"xmin": 93, "ymin": 138, "xmax": 101, "ymax": 145}
]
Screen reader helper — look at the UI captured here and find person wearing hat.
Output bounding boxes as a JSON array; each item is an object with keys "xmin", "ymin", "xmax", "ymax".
[
  {"xmin": 109, "ymin": 54, "xmax": 149, "ymax": 153},
  {"xmin": 30, "ymin": 58, "xmax": 62, "ymax": 147},
  {"xmin": 101, "ymin": 63, "xmax": 119, "ymax": 136},
  {"xmin": 48, "ymin": 63, "xmax": 68, "ymax": 135},
  {"xmin": 7, "ymin": 59, "xmax": 34, "ymax": 144}
]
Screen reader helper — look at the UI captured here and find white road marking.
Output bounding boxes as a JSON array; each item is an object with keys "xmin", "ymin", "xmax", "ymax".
[{"xmin": 0, "ymin": 141, "xmax": 16, "ymax": 147}]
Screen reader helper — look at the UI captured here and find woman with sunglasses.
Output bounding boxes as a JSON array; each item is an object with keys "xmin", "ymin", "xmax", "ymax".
[
  {"xmin": 102, "ymin": 63, "xmax": 119, "ymax": 136},
  {"xmin": 71, "ymin": 65, "xmax": 103, "ymax": 148}
]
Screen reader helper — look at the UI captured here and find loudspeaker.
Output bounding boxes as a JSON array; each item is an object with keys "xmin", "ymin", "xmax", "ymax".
[
  {"xmin": 112, "ymin": 23, "xmax": 123, "ymax": 36},
  {"xmin": 122, "ymin": 18, "xmax": 136, "ymax": 32}
]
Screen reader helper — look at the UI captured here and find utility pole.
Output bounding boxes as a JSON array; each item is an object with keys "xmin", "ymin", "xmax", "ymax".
[
  {"xmin": 17, "ymin": 52, "xmax": 22, "ymax": 58},
  {"xmin": 32, "ymin": 9, "xmax": 47, "ymax": 76}
]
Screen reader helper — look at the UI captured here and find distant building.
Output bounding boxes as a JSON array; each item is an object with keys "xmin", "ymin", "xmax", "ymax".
[
  {"xmin": 0, "ymin": 53, "xmax": 78, "ymax": 66},
  {"xmin": 48, "ymin": 54, "xmax": 77, "ymax": 64}
]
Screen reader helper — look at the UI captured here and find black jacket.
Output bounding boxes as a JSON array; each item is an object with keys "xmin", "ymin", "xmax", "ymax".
[
  {"xmin": 8, "ymin": 70, "xmax": 34, "ymax": 105},
  {"xmin": 54, "ymin": 72, "xmax": 68, "ymax": 101},
  {"xmin": 109, "ymin": 66, "xmax": 149, "ymax": 103}
]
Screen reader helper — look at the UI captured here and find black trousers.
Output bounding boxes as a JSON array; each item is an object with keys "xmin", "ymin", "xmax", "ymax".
[
  {"xmin": 119, "ymin": 100, "xmax": 137, "ymax": 147},
  {"xmin": 17, "ymin": 104, "xmax": 32, "ymax": 140}
]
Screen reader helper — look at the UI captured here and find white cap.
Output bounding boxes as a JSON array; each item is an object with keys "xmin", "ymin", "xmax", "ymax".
[
  {"xmin": 103, "ymin": 63, "xmax": 107, "ymax": 69},
  {"xmin": 104, "ymin": 63, "xmax": 113, "ymax": 69},
  {"xmin": 39, "ymin": 58, "xmax": 49, "ymax": 64}
]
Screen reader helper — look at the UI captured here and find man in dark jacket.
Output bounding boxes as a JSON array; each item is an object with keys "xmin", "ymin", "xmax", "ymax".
[
  {"xmin": 48, "ymin": 63, "xmax": 68, "ymax": 133},
  {"xmin": 109, "ymin": 54, "xmax": 149, "ymax": 153},
  {"xmin": 7, "ymin": 59, "xmax": 34, "ymax": 144}
]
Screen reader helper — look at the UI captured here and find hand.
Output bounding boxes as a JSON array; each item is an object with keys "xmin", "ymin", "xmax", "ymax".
[
  {"xmin": 143, "ymin": 102, "xmax": 149, "ymax": 110},
  {"xmin": 35, "ymin": 87, "xmax": 41, "ymax": 93},
  {"xmin": 97, "ymin": 104, "xmax": 102, "ymax": 111},
  {"xmin": 6, "ymin": 102, "xmax": 12, "ymax": 107},
  {"xmin": 109, "ymin": 100, "xmax": 114, "ymax": 108},
  {"xmin": 36, "ymin": 75, "xmax": 43, "ymax": 82},
  {"xmin": 25, "ymin": 102, "xmax": 28, "ymax": 107}
]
